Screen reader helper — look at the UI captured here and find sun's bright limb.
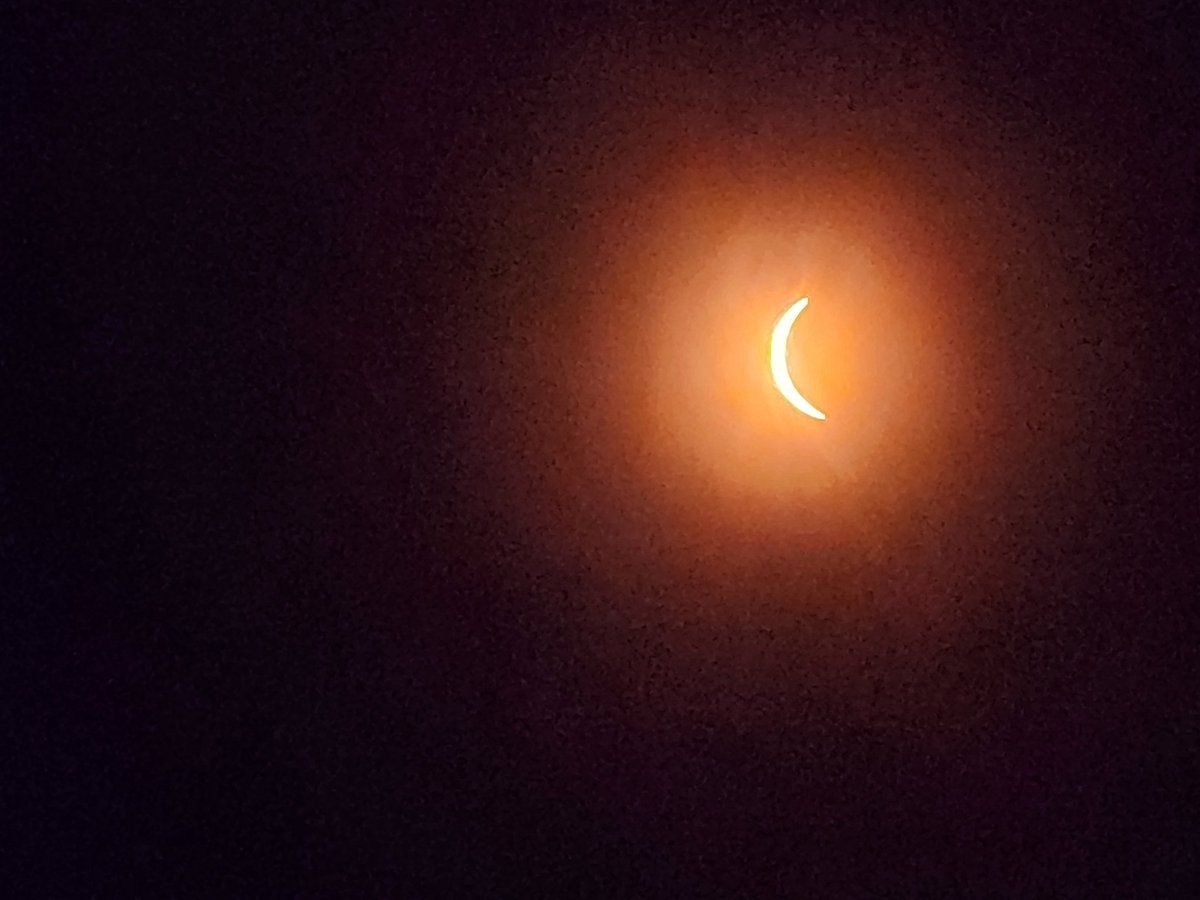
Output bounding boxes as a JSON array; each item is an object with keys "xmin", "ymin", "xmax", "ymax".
[{"xmin": 770, "ymin": 298, "xmax": 827, "ymax": 421}]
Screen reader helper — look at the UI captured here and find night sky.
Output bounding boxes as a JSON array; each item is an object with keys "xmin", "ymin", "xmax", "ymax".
[{"xmin": 7, "ymin": 2, "xmax": 1200, "ymax": 896}]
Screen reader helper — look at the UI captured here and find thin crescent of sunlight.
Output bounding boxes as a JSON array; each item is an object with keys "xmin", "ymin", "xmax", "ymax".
[{"xmin": 770, "ymin": 298, "xmax": 827, "ymax": 421}]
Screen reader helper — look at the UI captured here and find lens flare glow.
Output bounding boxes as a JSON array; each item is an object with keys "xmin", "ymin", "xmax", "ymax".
[{"xmin": 770, "ymin": 298, "xmax": 826, "ymax": 420}]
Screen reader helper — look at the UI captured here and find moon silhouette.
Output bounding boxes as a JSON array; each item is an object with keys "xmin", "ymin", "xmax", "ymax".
[{"xmin": 770, "ymin": 298, "xmax": 827, "ymax": 421}]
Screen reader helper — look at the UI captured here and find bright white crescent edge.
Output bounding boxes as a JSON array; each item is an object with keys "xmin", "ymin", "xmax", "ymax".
[{"xmin": 770, "ymin": 297, "xmax": 826, "ymax": 421}]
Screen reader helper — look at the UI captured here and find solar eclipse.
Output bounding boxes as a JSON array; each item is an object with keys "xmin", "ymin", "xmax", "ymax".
[{"xmin": 770, "ymin": 297, "xmax": 826, "ymax": 420}]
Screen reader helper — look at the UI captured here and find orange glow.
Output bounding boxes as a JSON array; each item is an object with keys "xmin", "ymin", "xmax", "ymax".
[
  {"xmin": 463, "ymin": 140, "xmax": 995, "ymax": 616},
  {"xmin": 623, "ymin": 151, "xmax": 977, "ymax": 530},
  {"xmin": 408, "ymin": 21, "xmax": 1115, "ymax": 747},
  {"xmin": 454, "ymin": 40, "xmax": 1069, "ymax": 633}
]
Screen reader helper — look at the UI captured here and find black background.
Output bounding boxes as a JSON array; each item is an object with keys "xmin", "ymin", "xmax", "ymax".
[{"xmin": 6, "ymin": 2, "xmax": 1199, "ymax": 896}]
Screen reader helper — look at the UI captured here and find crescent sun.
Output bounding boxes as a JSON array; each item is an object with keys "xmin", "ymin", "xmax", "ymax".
[{"xmin": 770, "ymin": 298, "xmax": 826, "ymax": 421}]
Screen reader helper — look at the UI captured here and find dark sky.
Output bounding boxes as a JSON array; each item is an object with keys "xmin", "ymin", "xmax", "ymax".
[{"xmin": 7, "ymin": 2, "xmax": 1200, "ymax": 896}]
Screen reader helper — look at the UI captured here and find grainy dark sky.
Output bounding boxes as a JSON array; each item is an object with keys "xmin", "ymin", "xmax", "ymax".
[{"xmin": 6, "ymin": 2, "xmax": 1199, "ymax": 896}]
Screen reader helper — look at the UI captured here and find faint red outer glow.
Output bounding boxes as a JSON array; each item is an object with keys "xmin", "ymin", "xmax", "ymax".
[
  {"xmin": 465, "ymin": 138, "xmax": 998, "ymax": 620},
  {"xmin": 451, "ymin": 35, "xmax": 1081, "ymax": 635}
]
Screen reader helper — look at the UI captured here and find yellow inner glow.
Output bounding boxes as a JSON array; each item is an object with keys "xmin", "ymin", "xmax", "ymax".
[{"xmin": 770, "ymin": 298, "xmax": 827, "ymax": 421}]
